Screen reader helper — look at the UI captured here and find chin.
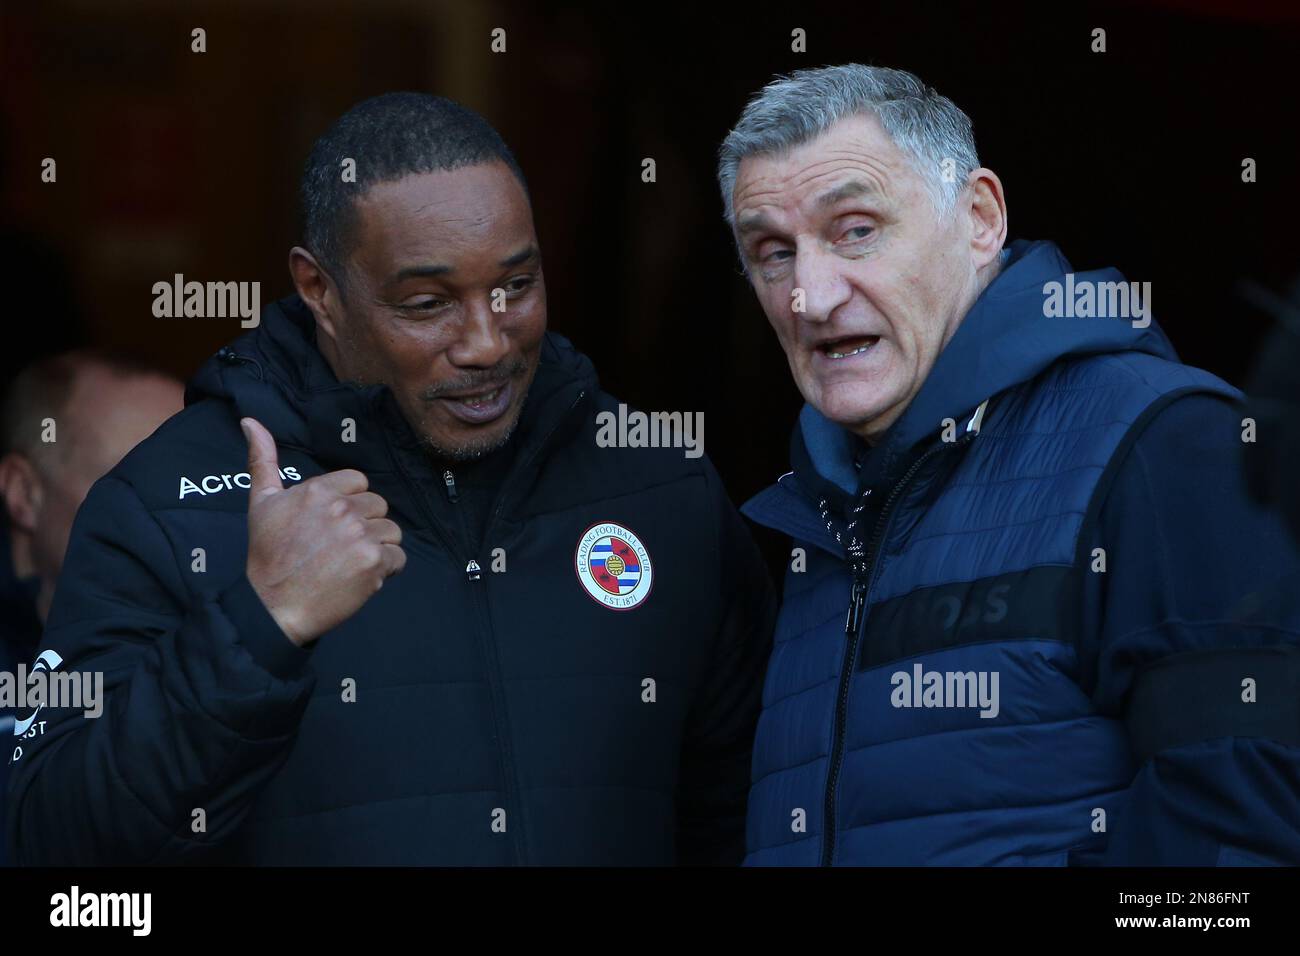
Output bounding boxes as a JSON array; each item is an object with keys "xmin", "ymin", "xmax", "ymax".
[
  {"xmin": 424, "ymin": 408, "xmax": 523, "ymax": 462},
  {"xmin": 810, "ymin": 381, "xmax": 894, "ymax": 430}
]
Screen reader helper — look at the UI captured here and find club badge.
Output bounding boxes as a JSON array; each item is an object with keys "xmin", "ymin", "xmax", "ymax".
[{"xmin": 575, "ymin": 521, "xmax": 653, "ymax": 610}]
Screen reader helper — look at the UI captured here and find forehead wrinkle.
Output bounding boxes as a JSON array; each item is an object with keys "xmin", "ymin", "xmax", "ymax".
[
  {"xmin": 788, "ymin": 154, "xmax": 895, "ymax": 203},
  {"xmin": 368, "ymin": 184, "xmax": 490, "ymax": 227},
  {"xmin": 409, "ymin": 202, "xmax": 484, "ymax": 226},
  {"xmin": 737, "ymin": 144, "xmax": 898, "ymax": 204}
]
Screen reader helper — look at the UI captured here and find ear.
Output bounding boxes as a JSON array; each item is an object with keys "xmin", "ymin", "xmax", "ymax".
[
  {"xmin": 0, "ymin": 452, "xmax": 44, "ymax": 534},
  {"xmin": 288, "ymin": 246, "xmax": 345, "ymax": 345},
  {"xmin": 964, "ymin": 167, "xmax": 1008, "ymax": 270}
]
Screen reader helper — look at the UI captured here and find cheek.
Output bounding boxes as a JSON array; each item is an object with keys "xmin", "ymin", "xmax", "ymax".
[
  {"xmin": 871, "ymin": 273, "xmax": 933, "ymax": 359},
  {"xmin": 336, "ymin": 318, "xmax": 389, "ymax": 377},
  {"xmin": 378, "ymin": 322, "xmax": 454, "ymax": 379},
  {"xmin": 768, "ymin": 316, "xmax": 802, "ymax": 365},
  {"xmin": 507, "ymin": 294, "xmax": 548, "ymax": 346},
  {"xmin": 760, "ymin": 293, "xmax": 798, "ymax": 347}
]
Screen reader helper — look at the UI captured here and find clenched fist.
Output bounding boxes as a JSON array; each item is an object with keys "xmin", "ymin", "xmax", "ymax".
[{"xmin": 240, "ymin": 417, "xmax": 406, "ymax": 646}]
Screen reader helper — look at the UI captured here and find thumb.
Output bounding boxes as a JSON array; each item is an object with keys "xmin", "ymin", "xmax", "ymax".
[{"xmin": 240, "ymin": 417, "xmax": 283, "ymax": 498}]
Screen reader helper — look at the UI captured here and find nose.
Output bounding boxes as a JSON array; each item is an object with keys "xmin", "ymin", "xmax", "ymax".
[
  {"xmin": 446, "ymin": 296, "xmax": 511, "ymax": 369},
  {"xmin": 792, "ymin": 242, "xmax": 852, "ymax": 326}
]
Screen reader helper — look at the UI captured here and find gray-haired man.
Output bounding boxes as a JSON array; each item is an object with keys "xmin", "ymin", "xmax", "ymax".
[{"xmin": 724, "ymin": 64, "xmax": 1300, "ymax": 865}]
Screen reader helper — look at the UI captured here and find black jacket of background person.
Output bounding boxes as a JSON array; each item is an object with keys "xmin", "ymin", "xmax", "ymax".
[
  {"xmin": 1, "ymin": 520, "xmax": 42, "ymax": 867},
  {"xmin": 6, "ymin": 295, "xmax": 776, "ymax": 865}
]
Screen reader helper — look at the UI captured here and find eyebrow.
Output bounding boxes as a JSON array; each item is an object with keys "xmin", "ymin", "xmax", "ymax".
[
  {"xmin": 498, "ymin": 244, "xmax": 539, "ymax": 269},
  {"xmin": 387, "ymin": 245, "xmax": 539, "ymax": 285},
  {"xmin": 815, "ymin": 179, "xmax": 880, "ymax": 209},
  {"xmin": 736, "ymin": 213, "xmax": 775, "ymax": 237},
  {"xmin": 391, "ymin": 264, "xmax": 451, "ymax": 283}
]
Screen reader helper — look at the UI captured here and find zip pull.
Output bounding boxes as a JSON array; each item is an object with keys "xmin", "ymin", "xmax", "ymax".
[
  {"xmin": 215, "ymin": 346, "xmax": 265, "ymax": 380},
  {"xmin": 443, "ymin": 469, "xmax": 459, "ymax": 502},
  {"xmin": 465, "ymin": 559, "xmax": 482, "ymax": 581},
  {"xmin": 844, "ymin": 579, "xmax": 867, "ymax": 636}
]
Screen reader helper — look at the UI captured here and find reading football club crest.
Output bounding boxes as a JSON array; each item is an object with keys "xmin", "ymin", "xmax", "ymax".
[{"xmin": 575, "ymin": 522, "xmax": 653, "ymax": 610}]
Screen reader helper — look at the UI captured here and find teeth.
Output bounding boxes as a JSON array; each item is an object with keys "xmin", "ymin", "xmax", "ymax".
[
  {"xmin": 826, "ymin": 344, "xmax": 872, "ymax": 359},
  {"xmin": 458, "ymin": 387, "xmax": 501, "ymax": 406},
  {"xmin": 821, "ymin": 336, "xmax": 878, "ymax": 359}
]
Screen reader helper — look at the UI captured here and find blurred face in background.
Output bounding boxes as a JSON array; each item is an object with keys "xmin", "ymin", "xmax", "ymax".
[
  {"xmin": 0, "ymin": 364, "xmax": 183, "ymax": 619},
  {"xmin": 731, "ymin": 113, "xmax": 1005, "ymax": 443},
  {"xmin": 293, "ymin": 162, "xmax": 548, "ymax": 461}
]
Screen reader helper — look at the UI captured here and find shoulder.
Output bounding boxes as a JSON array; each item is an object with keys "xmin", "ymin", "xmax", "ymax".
[
  {"xmin": 102, "ymin": 398, "xmax": 254, "ymax": 513},
  {"xmin": 1042, "ymin": 351, "xmax": 1240, "ymax": 404},
  {"xmin": 580, "ymin": 388, "xmax": 714, "ymax": 486},
  {"xmin": 1089, "ymin": 389, "xmax": 1255, "ymax": 534},
  {"xmin": 991, "ymin": 352, "xmax": 1242, "ymax": 457},
  {"xmin": 1125, "ymin": 390, "xmax": 1245, "ymax": 456},
  {"xmin": 520, "ymin": 387, "xmax": 728, "ymax": 531}
]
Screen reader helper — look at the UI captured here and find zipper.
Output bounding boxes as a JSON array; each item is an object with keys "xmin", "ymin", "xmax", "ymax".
[
  {"xmin": 430, "ymin": 387, "xmax": 588, "ymax": 865},
  {"xmin": 445, "ymin": 475, "xmax": 526, "ymax": 863},
  {"xmin": 820, "ymin": 434, "xmax": 971, "ymax": 866}
]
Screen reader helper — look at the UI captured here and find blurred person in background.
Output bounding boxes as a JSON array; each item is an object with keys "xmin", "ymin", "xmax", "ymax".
[
  {"xmin": 0, "ymin": 349, "xmax": 183, "ymax": 865},
  {"xmin": 1240, "ymin": 273, "xmax": 1300, "ymax": 549}
]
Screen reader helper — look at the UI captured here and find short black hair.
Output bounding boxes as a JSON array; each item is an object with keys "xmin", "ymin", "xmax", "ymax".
[{"xmin": 299, "ymin": 92, "xmax": 530, "ymax": 292}]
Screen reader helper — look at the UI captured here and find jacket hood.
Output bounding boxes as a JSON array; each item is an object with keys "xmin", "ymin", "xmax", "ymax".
[
  {"xmin": 797, "ymin": 238, "xmax": 1180, "ymax": 494},
  {"xmin": 185, "ymin": 294, "xmax": 598, "ymax": 473}
]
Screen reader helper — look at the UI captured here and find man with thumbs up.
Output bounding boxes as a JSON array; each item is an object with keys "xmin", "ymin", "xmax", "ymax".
[
  {"xmin": 7, "ymin": 93, "xmax": 775, "ymax": 865},
  {"xmin": 239, "ymin": 418, "xmax": 406, "ymax": 646}
]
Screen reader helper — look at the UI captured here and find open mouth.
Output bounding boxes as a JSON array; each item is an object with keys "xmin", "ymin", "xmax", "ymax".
[
  {"xmin": 437, "ymin": 381, "xmax": 514, "ymax": 425},
  {"xmin": 818, "ymin": 335, "xmax": 880, "ymax": 359},
  {"xmin": 451, "ymin": 386, "xmax": 504, "ymax": 409}
]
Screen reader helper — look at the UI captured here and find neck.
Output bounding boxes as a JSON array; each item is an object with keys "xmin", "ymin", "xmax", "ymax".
[
  {"xmin": 35, "ymin": 575, "xmax": 56, "ymax": 623},
  {"xmin": 9, "ymin": 524, "xmax": 35, "ymax": 581},
  {"xmin": 8, "ymin": 524, "xmax": 52, "ymax": 623}
]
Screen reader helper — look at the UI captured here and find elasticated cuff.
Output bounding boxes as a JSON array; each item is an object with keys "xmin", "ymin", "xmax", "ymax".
[{"xmin": 218, "ymin": 575, "xmax": 314, "ymax": 680}]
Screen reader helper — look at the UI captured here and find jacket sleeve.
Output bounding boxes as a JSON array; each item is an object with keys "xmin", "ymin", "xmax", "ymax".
[
  {"xmin": 674, "ymin": 462, "xmax": 777, "ymax": 865},
  {"xmin": 1082, "ymin": 393, "xmax": 1300, "ymax": 865},
  {"xmin": 6, "ymin": 475, "xmax": 317, "ymax": 865}
]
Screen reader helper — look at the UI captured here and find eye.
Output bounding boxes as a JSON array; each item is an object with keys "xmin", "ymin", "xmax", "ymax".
[
  {"xmin": 502, "ymin": 274, "xmax": 537, "ymax": 295},
  {"xmin": 753, "ymin": 241, "xmax": 793, "ymax": 267},
  {"xmin": 838, "ymin": 225, "xmax": 874, "ymax": 243},
  {"xmin": 398, "ymin": 297, "xmax": 450, "ymax": 314}
]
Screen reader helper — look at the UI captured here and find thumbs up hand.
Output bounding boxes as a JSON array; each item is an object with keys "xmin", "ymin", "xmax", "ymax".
[{"xmin": 241, "ymin": 417, "xmax": 406, "ymax": 646}]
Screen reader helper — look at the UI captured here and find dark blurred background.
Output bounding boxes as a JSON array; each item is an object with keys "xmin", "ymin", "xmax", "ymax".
[{"xmin": 3, "ymin": 0, "xmax": 1298, "ymax": 510}]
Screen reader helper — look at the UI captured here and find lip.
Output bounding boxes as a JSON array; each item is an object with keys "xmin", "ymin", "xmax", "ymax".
[
  {"xmin": 811, "ymin": 332, "xmax": 881, "ymax": 353},
  {"xmin": 436, "ymin": 380, "xmax": 514, "ymax": 425}
]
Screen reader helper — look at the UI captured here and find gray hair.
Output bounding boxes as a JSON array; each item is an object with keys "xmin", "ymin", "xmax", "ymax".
[{"xmin": 717, "ymin": 64, "xmax": 980, "ymax": 235}]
